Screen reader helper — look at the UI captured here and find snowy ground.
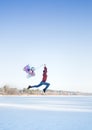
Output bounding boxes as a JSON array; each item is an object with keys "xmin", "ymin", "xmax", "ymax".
[{"xmin": 0, "ymin": 95, "xmax": 92, "ymax": 130}]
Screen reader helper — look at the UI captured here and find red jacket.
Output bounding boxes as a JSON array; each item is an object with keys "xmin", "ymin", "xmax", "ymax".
[{"xmin": 42, "ymin": 67, "xmax": 47, "ymax": 82}]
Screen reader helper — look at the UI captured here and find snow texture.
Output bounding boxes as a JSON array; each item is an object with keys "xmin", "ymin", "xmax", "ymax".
[{"xmin": 0, "ymin": 96, "xmax": 92, "ymax": 130}]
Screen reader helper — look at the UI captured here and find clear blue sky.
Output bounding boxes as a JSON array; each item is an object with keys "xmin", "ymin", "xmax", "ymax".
[{"xmin": 0, "ymin": 0, "xmax": 92, "ymax": 92}]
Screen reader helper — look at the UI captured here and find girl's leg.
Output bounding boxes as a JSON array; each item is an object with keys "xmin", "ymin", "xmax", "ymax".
[
  {"xmin": 31, "ymin": 82, "xmax": 43, "ymax": 88},
  {"xmin": 42, "ymin": 82, "xmax": 50, "ymax": 92}
]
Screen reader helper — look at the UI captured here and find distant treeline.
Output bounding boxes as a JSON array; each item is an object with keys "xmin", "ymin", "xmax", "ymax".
[{"xmin": 0, "ymin": 85, "xmax": 92, "ymax": 96}]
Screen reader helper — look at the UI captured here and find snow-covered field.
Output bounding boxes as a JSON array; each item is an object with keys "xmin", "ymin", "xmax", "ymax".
[{"xmin": 0, "ymin": 95, "xmax": 92, "ymax": 130}]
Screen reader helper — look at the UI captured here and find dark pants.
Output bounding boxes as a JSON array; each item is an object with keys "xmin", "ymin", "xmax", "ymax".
[{"xmin": 32, "ymin": 81, "xmax": 50, "ymax": 90}]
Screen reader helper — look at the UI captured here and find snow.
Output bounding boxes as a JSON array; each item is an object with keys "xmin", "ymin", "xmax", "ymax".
[{"xmin": 0, "ymin": 96, "xmax": 92, "ymax": 130}]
